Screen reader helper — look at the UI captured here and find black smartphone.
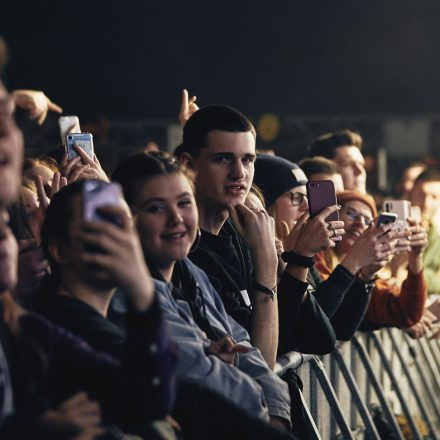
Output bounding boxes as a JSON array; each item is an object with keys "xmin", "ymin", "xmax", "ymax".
[
  {"xmin": 376, "ymin": 212, "xmax": 397, "ymax": 228},
  {"xmin": 306, "ymin": 180, "xmax": 339, "ymax": 222}
]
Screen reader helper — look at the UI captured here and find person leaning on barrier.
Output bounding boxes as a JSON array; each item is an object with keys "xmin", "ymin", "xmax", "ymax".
[
  {"xmin": 176, "ymin": 104, "xmax": 279, "ymax": 370},
  {"xmin": 316, "ymin": 191, "xmax": 428, "ymax": 331},
  {"xmin": 253, "ymin": 154, "xmax": 375, "ymax": 341},
  {"xmin": 112, "ymin": 151, "xmax": 293, "ymax": 435},
  {"xmin": 252, "ymin": 154, "xmax": 337, "ymax": 355}
]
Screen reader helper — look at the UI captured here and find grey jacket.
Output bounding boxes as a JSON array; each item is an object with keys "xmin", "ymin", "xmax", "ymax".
[{"xmin": 154, "ymin": 258, "xmax": 291, "ymax": 423}]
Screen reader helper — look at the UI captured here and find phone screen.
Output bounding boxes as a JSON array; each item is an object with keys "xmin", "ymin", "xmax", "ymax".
[{"xmin": 306, "ymin": 180, "xmax": 339, "ymax": 222}]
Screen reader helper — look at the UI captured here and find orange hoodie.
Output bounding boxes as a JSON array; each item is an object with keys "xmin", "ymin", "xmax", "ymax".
[{"xmin": 315, "ymin": 250, "xmax": 427, "ymax": 328}]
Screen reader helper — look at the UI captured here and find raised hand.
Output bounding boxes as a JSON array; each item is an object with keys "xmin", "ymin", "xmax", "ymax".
[
  {"xmin": 75, "ymin": 205, "xmax": 154, "ymax": 311},
  {"xmin": 341, "ymin": 223, "xmax": 396, "ymax": 277},
  {"xmin": 179, "ymin": 89, "xmax": 199, "ymax": 126},
  {"xmin": 11, "ymin": 89, "xmax": 62, "ymax": 124}
]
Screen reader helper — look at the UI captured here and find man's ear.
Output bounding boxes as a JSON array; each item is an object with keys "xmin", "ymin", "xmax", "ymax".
[
  {"xmin": 180, "ymin": 152, "xmax": 195, "ymax": 170},
  {"xmin": 48, "ymin": 240, "xmax": 69, "ymax": 264}
]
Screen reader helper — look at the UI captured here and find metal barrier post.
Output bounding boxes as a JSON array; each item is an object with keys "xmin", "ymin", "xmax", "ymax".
[
  {"xmin": 386, "ymin": 329, "xmax": 438, "ymax": 438},
  {"xmin": 368, "ymin": 332, "xmax": 423, "ymax": 440},
  {"xmin": 351, "ymin": 336, "xmax": 405, "ymax": 440},
  {"xmin": 309, "ymin": 356, "xmax": 355, "ymax": 440},
  {"xmin": 403, "ymin": 334, "xmax": 440, "ymax": 426},
  {"xmin": 418, "ymin": 337, "xmax": 440, "ymax": 396},
  {"xmin": 332, "ymin": 347, "xmax": 381, "ymax": 439}
]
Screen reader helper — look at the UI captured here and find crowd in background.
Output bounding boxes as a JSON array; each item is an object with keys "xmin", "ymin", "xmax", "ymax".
[{"xmin": 2, "ymin": 38, "xmax": 440, "ymax": 439}]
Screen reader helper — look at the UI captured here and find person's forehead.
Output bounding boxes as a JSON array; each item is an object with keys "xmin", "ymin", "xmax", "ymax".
[
  {"xmin": 334, "ymin": 146, "xmax": 364, "ymax": 163},
  {"xmin": 421, "ymin": 180, "xmax": 440, "ymax": 195},
  {"xmin": 204, "ymin": 130, "xmax": 256, "ymax": 155},
  {"xmin": 344, "ymin": 200, "xmax": 373, "ymax": 217},
  {"xmin": 288, "ymin": 185, "xmax": 307, "ymax": 194}
]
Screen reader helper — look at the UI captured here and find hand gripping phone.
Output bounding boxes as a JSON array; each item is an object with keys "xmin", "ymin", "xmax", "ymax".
[
  {"xmin": 306, "ymin": 180, "xmax": 339, "ymax": 222},
  {"xmin": 66, "ymin": 133, "xmax": 94, "ymax": 160},
  {"xmin": 382, "ymin": 200, "xmax": 410, "ymax": 232}
]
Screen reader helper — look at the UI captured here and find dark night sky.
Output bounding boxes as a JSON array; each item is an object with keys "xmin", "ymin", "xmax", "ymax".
[{"xmin": 2, "ymin": 0, "xmax": 440, "ymax": 121}]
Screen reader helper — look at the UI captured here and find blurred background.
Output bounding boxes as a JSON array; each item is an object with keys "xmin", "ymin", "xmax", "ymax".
[{"xmin": 2, "ymin": 0, "xmax": 440, "ymax": 192}]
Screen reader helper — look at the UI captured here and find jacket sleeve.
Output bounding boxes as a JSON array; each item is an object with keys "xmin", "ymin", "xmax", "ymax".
[
  {"xmin": 278, "ymin": 271, "xmax": 335, "ymax": 355},
  {"xmin": 330, "ymin": 279, "xmax": 373, "ymax": 340},
  {"xmin": 226, "ymin": 315, "xmax": 292, "ymax": 424},
  {"xmin": 20, "ymin": 299, "xmax": 177, "ymax": 426},
  {"xmin": 154, "ymin": 280, "xmax": 272, "ymax": 422},
  {"xmin": 363, "ymin": 271, "xmax": 427, "ymax": 328},
  {"xmin": 312, "ymin": 265, "xmax": 356, "ymax": 317}
]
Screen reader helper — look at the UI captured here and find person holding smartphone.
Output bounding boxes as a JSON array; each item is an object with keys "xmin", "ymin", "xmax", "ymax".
[
  {"xmin": 316, "ymin": 191, "xmax": 428, "ymax": 330},
  {"xmin": 253, "ymin": 154, "xmax": 375, "ymax": 342}
]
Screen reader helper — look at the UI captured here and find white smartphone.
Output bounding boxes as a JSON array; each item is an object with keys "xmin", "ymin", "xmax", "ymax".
[
  {"xmin": 59, "ymin": 116, "xmax": 81, "ymax": 145},
  {"xmin": 382, "ymin": 200, "xmax": 411, "ymax": 232}
]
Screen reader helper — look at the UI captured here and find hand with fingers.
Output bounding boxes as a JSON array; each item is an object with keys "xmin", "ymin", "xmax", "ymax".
[
  {"xmin": 179, "ymin": 89, "xmax": 199, "ymax": 127},
  {"xmin": 341, "ymin": 223, "xmax": 396, "ymax": 278},
  {"xmin": 206, "ymin": 335, "xmax": 252, "ymax": 366},
  {"xmin": 280, "ymin": 205, "xmax": 344, "ymax": 258},
  {"xmin": 60, "ymin": 147, "xmax": 109, "ymax": 183},
  {"xmin": 11, "ymin": 89, "xmax": 62, "ymax": 124},
  {"xmin": 74, "ymin": 205, "xmax": 154, "ymax": 311},
  {"xmin": 405, "ymin": 308, "xmax": 437, "ymax": 339},
  {"xmin": 227, "ymin": 203, "xmax": 278, "ymax": 285},
  {"xmin": 43, "ymin": 391, "xmax": 104, "ymax": 438}
]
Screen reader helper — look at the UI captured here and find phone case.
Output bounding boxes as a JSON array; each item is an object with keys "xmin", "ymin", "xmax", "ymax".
[
  {"xmin": 66, "ymin": 133, "xmax": 94, "ymax": 160},
  {"xmin": 59, "ymin": 116, "xmax": 81, "ymax": 145},
  {"xmin": 306, "ymin": 180, "xmax": 339, "ymax": 221},
  {"xmin": 376, "ymin": 212, "xmax": 397, "ymax": 228},
  {"xmin": 83, "ymin": 180, "xmax": 123, "ymax": 224}
]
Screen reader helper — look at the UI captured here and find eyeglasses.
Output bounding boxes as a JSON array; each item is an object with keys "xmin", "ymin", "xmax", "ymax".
[
  {"xmin": 344, "ymin": 207, "xmax": 373, "ymax": 226},
  {"xmin": 288, "ymin": 192, "xmax": 307, "ymax": 206}
]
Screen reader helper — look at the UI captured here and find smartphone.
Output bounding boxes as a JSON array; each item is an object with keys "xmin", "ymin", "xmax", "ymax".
[
  {"xmin": 306, "ymin": 180, "xmax": 339, "ymax": 222},
  {"xmin": 66, "ymin": 133, "xmax": 94, "ymax": 160},
  {"xmin": 382, "ymin": 200, "xmax": 410, "ymax": 232},
  {"xmin": 376, "ymin": 212, "xmax": 397, "ymax": 228},
  {"xmin": 59, "ymin": 116, "xmax": 81, "ymax": 145},
  {"xmin": 83, "ymin": 180, "xmax": 123, "ymax": 226},
  {"xmin": 410, "ymin": 206, "xmax": 422, "ymax": 223}
]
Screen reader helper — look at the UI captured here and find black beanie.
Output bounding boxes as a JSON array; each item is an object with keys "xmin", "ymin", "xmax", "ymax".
[{"xmin": 253, "ymin": 154, "xmax": 308, "ymax": 207}]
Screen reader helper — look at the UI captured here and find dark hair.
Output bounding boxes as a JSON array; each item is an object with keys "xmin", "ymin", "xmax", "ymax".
[
  {"xmin": 41, "ymin": 181, "xmax": 83, "ymax": 272},
  {"xmin": 112, "ymin": 151, "xmax": 191, "ymax": 205},
  {"xmin": 177, "ymin": 105, "xmax": 256, "ymax": 158},
  {"xmin": 413, "ymin": 167, "xmax": 440, "ymax": 186},
  {"xmin": 307, "ymin": 129, "xmax": 363, "ymax": 159},
  {"xmin": 298, "ymin": 156, "xmax": 339, "ymax": 179}
]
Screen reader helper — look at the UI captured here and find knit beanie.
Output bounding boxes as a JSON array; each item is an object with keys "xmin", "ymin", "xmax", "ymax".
[
  {"xmin": 337, "ymin": 190, "xmax": 377, "ymax": 217},
  {"xmin": 253, "ymin": 154, "xmax": 308, "ymax": 207}
]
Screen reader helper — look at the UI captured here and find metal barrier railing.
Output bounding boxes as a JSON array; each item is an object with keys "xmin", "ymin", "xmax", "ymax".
[{"xmin": 275, "ymin": 329, "xmax": 440, "ymax": 439}]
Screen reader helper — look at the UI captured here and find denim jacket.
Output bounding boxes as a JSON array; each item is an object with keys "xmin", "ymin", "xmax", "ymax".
[{"xmin": 154, "ymin": 258, "xmax": 291, "ymax": 423}]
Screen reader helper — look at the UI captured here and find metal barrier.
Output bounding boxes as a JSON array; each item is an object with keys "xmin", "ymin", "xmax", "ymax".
[{"xmin": 275, "ymin": 329, "xmax": 440, "ymax": 439}]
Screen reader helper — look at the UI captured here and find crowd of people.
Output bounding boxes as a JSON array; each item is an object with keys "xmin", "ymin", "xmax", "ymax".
[{"xmin": 2, "ymin": 45, "xmax": 440, "ymax": 439}]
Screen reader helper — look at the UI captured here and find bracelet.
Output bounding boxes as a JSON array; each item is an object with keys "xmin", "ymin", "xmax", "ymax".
[
  {"xmin": 281, "ymin": 251, "xmax": 315, "ymax": 268},
  {"xmin": 357, "ymin": 269, "xmax": 378, "ymax": 283},
  {"xmin": 253, "ymin": 281, "xmax": 276, "ymax": 301}
]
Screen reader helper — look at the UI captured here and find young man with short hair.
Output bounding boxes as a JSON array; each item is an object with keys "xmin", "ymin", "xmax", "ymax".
[
  {"xmin": 307, "ymin": 129, "xmax": 366, "ymax": 193},
  {"xmin": 177, "ymin": 105, "xmax": 279, "ymax": 370}
]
